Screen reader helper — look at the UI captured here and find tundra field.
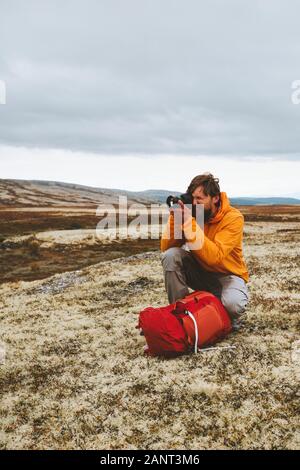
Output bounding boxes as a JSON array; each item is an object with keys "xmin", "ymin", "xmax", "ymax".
[{"xmin": 0, "ymin": 204, "xmax": 299, "ymax": 450}]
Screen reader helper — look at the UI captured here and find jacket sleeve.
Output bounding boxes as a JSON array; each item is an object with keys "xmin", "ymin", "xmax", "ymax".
[
  {"xmin": 181, "ymin": 214, "xmax": 243, "ymax": 267},
  {"xmin": 160, "ymin": 213, "xmax": 185, "ymax": 252}
]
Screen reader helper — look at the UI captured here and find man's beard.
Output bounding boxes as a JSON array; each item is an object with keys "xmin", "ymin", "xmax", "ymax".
[
  {"xmin": 192, "ymin": 205, "xmax": 212, "ymax": 223},
  {"xmin": 204, "ymin": 208, "xmax": 213, "ymax": 222}
]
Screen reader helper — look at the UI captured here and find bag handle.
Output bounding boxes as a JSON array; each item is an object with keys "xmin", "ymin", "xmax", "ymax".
[
  {"xmin": 184, "ymin": 309, "xmax": 198, "ymax": 354},
  {"xmin": 172, "ymin": 303, "xmax": 199, "ymax": 354}
]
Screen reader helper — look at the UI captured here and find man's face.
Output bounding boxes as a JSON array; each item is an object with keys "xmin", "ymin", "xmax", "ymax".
[{"xmin": 192, "ymin": 186, "xmax": 219, "ymax": 221}]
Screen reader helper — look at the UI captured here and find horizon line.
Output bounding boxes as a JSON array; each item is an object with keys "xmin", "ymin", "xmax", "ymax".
[{"xmin": 1, "ymin": 177, "xmax": 300, "ymax": 200}]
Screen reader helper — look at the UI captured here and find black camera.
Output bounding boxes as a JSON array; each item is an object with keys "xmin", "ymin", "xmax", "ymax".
[
  {"xmin": 166, "ymin": 192, "xmax": 201, "ymax": 219},
  {"xmin": 166, "ymin": 192, "xmax": 193, "ymax": 208}
]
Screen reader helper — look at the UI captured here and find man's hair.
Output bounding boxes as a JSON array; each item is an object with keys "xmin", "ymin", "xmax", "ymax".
[{"xmin": 187, "ymin": 173, "xmax": 221, "ymax": 200}]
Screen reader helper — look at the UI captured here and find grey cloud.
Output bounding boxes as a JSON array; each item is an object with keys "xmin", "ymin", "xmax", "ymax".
[{"xmin": 0, "ymin": 0, "xmax": 300, "ymax": 158}]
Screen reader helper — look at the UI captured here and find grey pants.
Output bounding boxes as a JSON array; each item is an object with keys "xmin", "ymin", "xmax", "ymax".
[{"xmin": 160, "ymin": 247, "xmax": 249, "ymax": 319}]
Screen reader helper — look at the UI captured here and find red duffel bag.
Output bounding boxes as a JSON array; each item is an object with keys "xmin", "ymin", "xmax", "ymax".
[{"xmin": 137, "ymin": 291, "xmax": 232, "ymax": 357}]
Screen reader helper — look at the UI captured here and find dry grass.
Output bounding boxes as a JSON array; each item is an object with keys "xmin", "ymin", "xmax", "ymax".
[
  {"xmin": 0, "ymin": 230, "xmax": 160, "ymax": 284},
  {"xmin": 0, "ymin": 221, "xmax": 299, "ymax": 450}
]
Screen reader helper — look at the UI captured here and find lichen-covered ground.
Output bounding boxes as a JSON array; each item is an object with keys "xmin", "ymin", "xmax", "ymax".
[{"xmin": 0, "ymin": 221, "xmax": 299, "ymax": 450}]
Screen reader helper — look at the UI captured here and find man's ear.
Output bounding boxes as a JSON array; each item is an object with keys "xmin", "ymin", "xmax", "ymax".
[{"xmin": 212, "ymin": 195, "xmax": 220, "ymax": 206}]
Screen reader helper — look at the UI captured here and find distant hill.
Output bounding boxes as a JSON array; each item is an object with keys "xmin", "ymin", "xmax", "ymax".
[
  {"xmin": 0, "ymin": 179, "xmax": 158, "ymax": 208},
  {"xmin": 0, "ymin": 179, "xmax": 299, "ymax": 207},
  {"xmin": 126, "ymin": 190, "xmax": 300, "ymax": 206},
  {"xmin": 229, "ymin": 197, "xmax": 300, "ymax": 206}
]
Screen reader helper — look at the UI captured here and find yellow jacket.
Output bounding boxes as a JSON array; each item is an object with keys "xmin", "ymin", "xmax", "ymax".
[{"xmin": 160, "ymin": 192, "xmax": 249, "ymax": 282}]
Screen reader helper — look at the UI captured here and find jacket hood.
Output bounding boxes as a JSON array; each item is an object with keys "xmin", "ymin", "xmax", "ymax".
[{"xmin": 208, "ymin": 191, "xmax": 231, "ymax": 224}]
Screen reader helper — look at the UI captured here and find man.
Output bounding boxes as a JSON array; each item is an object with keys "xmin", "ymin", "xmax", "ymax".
[{"xmin": 160, "ymin": 173, "xmax": 249, "ymax": 319}]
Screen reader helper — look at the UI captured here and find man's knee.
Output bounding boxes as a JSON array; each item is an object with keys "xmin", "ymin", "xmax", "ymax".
[
  {"xmin": 221, "ymin": 289, "xmax": 249, "ymax": 318},
  {"xmin": 160, "ymin": 247, "xmax": 188, "ymax": 271}
]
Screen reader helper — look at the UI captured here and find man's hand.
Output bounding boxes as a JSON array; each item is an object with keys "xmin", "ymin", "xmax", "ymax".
[{"xmin": 170, "ymin": 199, "xmax": 193, "ymax": 224}]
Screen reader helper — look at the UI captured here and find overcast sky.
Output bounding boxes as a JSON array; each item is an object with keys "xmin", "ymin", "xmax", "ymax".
[{"xmin": 0, "ymin": 0, "xmax": 300, "ymax": 196}]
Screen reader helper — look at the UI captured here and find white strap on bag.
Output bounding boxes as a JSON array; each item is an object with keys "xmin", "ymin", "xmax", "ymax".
[
  {"xmin": 184, "ymin": 310, "xmax": 198, "ymax": 354},
  {"xmin": 184, "ymin": 309, "xmax": 237, "ymax": 354}
]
